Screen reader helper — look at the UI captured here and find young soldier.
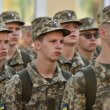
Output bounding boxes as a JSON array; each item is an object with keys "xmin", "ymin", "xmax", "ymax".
[
  {"xmin": 19, "ymin": 25, "xmax": 36, "ymax": 59},
  {"xmin": 61, "ymin": 5, "xmax": 110, "ymax": 110},
  {"xmin": 0, "ymin": 11, "xmax": 32, "ymax": 72},
  {"xmin": 53, "ymin": 10, "xmax": 85, "ymax": 74},
  {"xmin": 0, "ymin": 18, "xmax": 16, "ymax": 109},
  {"xmin": 78, "ymin": 17, "xmax": 99, "ymax": 61},
  {"xmin": 2, "ymin": 17, "xmax": 71, "ymax": 110}
]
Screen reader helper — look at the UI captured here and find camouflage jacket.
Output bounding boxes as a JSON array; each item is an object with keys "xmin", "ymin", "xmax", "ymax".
[
  {"xmin": 2, "ymin": 62, "xmax": 69, "ymax": 110},
  {"xmin": 58, "ymin": 52, "xmax": 85, "ymax": 75},
  {"xmin": 0, "ymin": 64, "xmax": 14, "ymax": 100},
  {"xmin": 61, "ymin": 60, "xmax": 110, "ymax": 110},
  {"xmin": 6, "ymin": 48, "xmax": 31, "ymax": 72}
]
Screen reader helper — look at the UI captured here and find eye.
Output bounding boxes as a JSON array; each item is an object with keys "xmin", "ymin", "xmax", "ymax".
[
  {"xmin": 49, "ymin": 40, "xmax": 57, "ymax": 43},
  {"xmin": 16, "ymin": 27, "xmax": 20, "ymax": 31},
  {"xmin": 60, "ymin": 39, "xmax": 64, "ymax": 44},
  {"xmin": 4, "ymin": 40, "xmax": 9, "ymax": 44}
]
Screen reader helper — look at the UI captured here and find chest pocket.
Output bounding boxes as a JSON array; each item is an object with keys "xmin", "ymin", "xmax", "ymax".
[{"xmin": 32, "ymin": 82, "xmax": 66, "ymax": 110}]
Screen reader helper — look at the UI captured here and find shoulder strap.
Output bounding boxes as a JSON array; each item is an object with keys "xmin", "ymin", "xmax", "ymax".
[
  {"xmin": 18, "ymin": 69, "xmax": 32, "ymax": 103},
  {"xmin": 80, "ymin": 66, "xmax": 97, "ymax": 110},
  {"xmin": 61, "ymin": 69, "xmax": 72, "ymax": 80},
  {"xmin": 21, "ymin": 50, "xmax": 32, "ymax": 67}
]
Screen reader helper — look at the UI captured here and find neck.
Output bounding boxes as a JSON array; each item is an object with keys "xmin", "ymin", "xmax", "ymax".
[
  {"xmin": 7, "ymin": 45, "xmax": 17, "ymax": 60},
  {"xmin": 0, "ymin": 60, "xmax": 4, "ymax": 72},
  {"xmin": 62, "ymin": 44, "xmax": 76, "ymax": 60},
  {"xmin": 97, "ymin": 44, "xmax": 110, "ymax": 64},
  {"xmin": 35, "ymin": 58, "xmax": 57, "ymax": 78},
  {"xmin": 78, "ymin": 48, "xmax": 94, "ymax": 61}
]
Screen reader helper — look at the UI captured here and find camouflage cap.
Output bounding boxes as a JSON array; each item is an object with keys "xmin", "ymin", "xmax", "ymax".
[
  {"xmin": 0, "ymin": 11, "xmax": 25, "ymax": 26},
  {"xmin": 53, "ymin": 10, "xmax": 82, "ymax": 26},
  {"xmin": 31, "ymin": 17, "xmax": 71, "ymax": 40},
  {"xmin": 80, "ymin": 17, "xmax": 98, "ymax": 31},
  {"xmin": 0, "ymin": 17, "xmax": 12, "ymax": 33},
  {"xmin": 97, "ymin": 5, "xmax": 110, "ymax": 25}
]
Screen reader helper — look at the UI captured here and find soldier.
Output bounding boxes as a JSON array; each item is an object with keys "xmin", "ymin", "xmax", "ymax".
[
  {"xmin": 77, "ymin": 17, "xmax": 99, "ymax": 62},
  {"xmin": 61, "ymin": 5, "xmax": 110, "ymax": 110},
  {"xmin": 19, "ymin": 25, "xmax": 36, "ymax": 60},
  {"xmin": 0, "ymin": 11, "xmax": 32, "ymax": 72},
  {"xmin": 0, "ymin": 18, "xmax": 16, "ymax": 109},
  {"xmin": 53, "ymin": 10, "xmax": 86, "ymax": 74},
  {"xmin": 1, "ymin": 17, "xmax": 71, "ymax": 110}
]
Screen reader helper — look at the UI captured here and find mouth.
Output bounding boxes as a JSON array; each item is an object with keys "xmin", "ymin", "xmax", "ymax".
[
  {"xmin": 54, "ymin": 52, "xmax": 61, "ymax": 55},
  {"xmin": 0, "ymin": 52, "xmax": 7, "ymax": 56}
]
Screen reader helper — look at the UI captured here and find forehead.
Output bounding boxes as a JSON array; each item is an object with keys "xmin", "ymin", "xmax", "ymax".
[
  {"xmin": 62, "ymin": 22, "xmax": 79, "ymax": 28},
  {"xmin": 0, "ymin": 32, "xmax": 9, "ymax": 39},
  {"xmin": 6, "ymin": 22, "xmax": 21, "ymax": 27}
]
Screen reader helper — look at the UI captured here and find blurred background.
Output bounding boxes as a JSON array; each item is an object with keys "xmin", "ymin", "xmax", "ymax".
[{"xmin": 0, "ymin": 0, "xmax": 110, "ymax": 24}]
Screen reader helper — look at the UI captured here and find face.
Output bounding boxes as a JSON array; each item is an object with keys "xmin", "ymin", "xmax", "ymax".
[
  {"xmin": 62, "ymin": 22, "xmax": 79, "ymax": 45},
  {"xmin": 6, "ymin": 22, "xmax": 21, "ymax": 46},
  {"xmin": 22, "ymin": 31, "xmax": 32, "ymax": 46},
  {"xmin": 34, "ymin": 31, "xmax": 64, "ymax": 62},
  {"xmin": 78, "ymin": 30, "xmax": 98, "ymax": 52},
  {"xmin": 0, "ymin": 32, "xmax": 9, "ymax": 61}
]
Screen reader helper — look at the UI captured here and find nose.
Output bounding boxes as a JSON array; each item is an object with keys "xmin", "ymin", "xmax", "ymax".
[
  {"xmin": 0, "ymin": 42, "xmax": 7, "ymax": 50},
  {"xmin": 91, "ymin": 35, "xmax": 96, "ymax": 41},
  {"xmin": 56, "ymin": 41, "xmax": 63, "ymax": 49}
]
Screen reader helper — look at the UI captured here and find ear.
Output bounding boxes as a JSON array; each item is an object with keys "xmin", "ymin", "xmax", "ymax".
[
  {"xmin": 99, "ymin": 28, "xmax": 106, "ymax": 39},
  {"xmin": 33, "ymin": 40, "xmax": 41, "ymax": 51}
]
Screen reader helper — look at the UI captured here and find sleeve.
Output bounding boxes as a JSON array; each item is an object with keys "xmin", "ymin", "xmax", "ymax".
[
  {"xmin": 1, "ymin": 74, "xmax": 23, "ymax": 110},
  {"xmin": 61, "ymin": 71, "xmax": 86, "ymax": 110}
]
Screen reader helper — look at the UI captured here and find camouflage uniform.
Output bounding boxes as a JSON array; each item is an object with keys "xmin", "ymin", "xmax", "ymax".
[
  {"xmin": 0, "ymin": 18, "xmax": 16, "ymax": 109},
  {"xmin": 61, "ymin": 6, "xmax": 110, "ymax": 110},
  {"xmin": 6, "ymin": 48, "xmax": 30, "ymax": 72},
  {"xmin": 79, "ymin": 17, "xmax": 99, "ymax": 61},
  {"xmin": 1, "ymin": 11, "xmax": 32, "ymax": 72},
  {"xmin": 2, "ymin": 17, "xmax": 71, "ymax": 110},
  {"xmin": 54, "ymin": 10, "xmax": 85, "ymax": 74},
  {"xmin": 58, "ymin": 52, "xmax": 85, "ymax": 74}
]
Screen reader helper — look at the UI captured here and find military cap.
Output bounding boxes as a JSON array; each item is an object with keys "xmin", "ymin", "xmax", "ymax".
[
  {"xmin": 80, "ymin": 17, "xmax": 98, "ymax": 31},
  {"xmin": 97, "ymin": 5, "xmax": 110, "ymax": 25},
  {"xmin": 31, "ymin": 17, "xmax": 71, "ymax": 40},
  {"xmin": 53, "ymin": 10, "xmax": 82, "ymax": 26},
  {"xmin": 0, "ymin": 11, "xmax": 25, "ymax": 26},
  {"xmin": 0, "ymin": 17, "xmax": 12, "ymax": 33}
]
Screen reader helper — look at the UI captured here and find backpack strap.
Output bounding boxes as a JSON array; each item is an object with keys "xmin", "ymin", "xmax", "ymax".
[
  {"xmin": 80, "ymin": 66, "xmax": 97, "ymax": 110},
  {"xmin": 21, "ymin": 50, "xmax": 32, "ymax": 67},
  {"xmin": 18, "ymin": 69, "xmax": 32, "ymax": 103},
  {"xmin": 61, "ymin": 69, "xmax": 72, "ymax": 80}
]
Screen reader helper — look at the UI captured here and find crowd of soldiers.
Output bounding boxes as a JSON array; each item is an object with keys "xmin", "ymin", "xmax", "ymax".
[{"xmin": 0, "ymin": 4, "xmax": 110, "ymax": 110}]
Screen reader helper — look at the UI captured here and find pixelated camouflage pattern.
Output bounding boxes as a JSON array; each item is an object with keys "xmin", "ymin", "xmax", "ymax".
[
  {"xmin": 53, "ymin": 10, "xmax": 82, "ymax": 25},
  {"xmin": 102, "ymin": 98, "xmax": 110, "ymax": 110},
  {"xmin": 0, "ymin": 17, "xmax": 12, "ymax": 33},
  {"xmin": 80, "ymin": 17, "xmax": 98, "ymax": 31},
  {"xmin": 6, "ymin": 48, "xmax": 26, "ymax": 72},
  {"xmin": 0, "ymin": 65, "xmax": 14, "ymax": 100},
  {"xmin": 0, "ymin": 11, "xmax": 24, "ymax": 26},
  {"xmin": 31, "ymin": 17, "xmax": 70, "ymax": 40},
  {"xmin": 58, "ymin": 52, "xmax": 85, "ymax": 75},
  {"xmin": 2, "ymin": 62, "xmax": 68, "ymax": 110},
  {"xmin": 97, "ymin": 5, "xmax": 110, "ymax": 25},
  {"xmin": 61, "ymin": 60, "xmax": 110, "ymax": 110}
]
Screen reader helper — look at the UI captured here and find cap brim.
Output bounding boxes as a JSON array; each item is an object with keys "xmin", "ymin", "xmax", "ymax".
[
  {"xmin": 61, "ymin": 20, "xmax": 83, "ymax": 26},
  {"xmin": 0, "ymin": 29, "xmax": 12, "ymax": 33},
  {"xmin": 5, "ymin": 20, "xmax": 25, "ymax": 26}
]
